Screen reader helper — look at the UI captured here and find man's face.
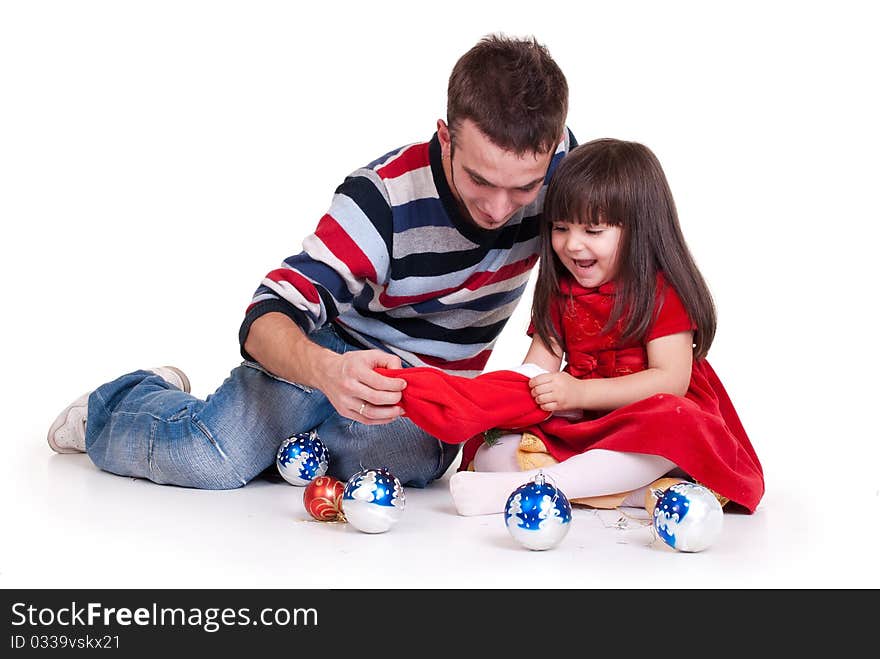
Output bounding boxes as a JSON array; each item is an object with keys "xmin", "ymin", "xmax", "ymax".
[{"xmin": 438, "ymin": 119, "xmax": 555, "ymax": 230}]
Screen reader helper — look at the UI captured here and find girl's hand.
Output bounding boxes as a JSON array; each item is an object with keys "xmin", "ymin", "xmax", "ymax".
[{"xmin": 528, "ymin": 371, "xmax": 584, "ymax": 412}]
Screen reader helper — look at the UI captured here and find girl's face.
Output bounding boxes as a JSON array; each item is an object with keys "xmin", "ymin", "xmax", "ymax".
[{"xmin": 550, "ymin": 221, "xmax": 623, "ymax": 288}]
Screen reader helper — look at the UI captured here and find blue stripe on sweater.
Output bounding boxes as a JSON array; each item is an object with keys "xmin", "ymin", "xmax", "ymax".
[
  {"xmin": 392, "ymin": 197, "xmax": 451, "ymax": 231},
  {"xmin": 364, "ymin": 146, "xmax": 408, "ymax": 171}
]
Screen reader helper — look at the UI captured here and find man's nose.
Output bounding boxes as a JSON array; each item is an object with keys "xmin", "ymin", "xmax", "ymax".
[{"xmin": 484, "ymin": 190, "xmax": 515, "ymax": 221}]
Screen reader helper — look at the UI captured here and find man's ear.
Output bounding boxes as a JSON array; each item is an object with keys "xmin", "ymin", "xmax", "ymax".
[{"xmin": 437, "ymin": 119, "xmax": 452, "ymax": 157}]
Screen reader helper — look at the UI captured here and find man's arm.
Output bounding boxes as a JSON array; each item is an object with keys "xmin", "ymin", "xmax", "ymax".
[{"xmin": 244, "ymin": 312, "xmax": 407, "ymax": 425}]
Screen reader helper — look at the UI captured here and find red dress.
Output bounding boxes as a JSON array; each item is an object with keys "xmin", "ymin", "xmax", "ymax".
[{"xmin": 378, "ymin": 275, "xmax": 765, "ymax": 512}]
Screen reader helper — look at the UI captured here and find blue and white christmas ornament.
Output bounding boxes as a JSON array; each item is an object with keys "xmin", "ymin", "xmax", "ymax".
[
  {"xmin": 504, "ymin": 471, "xmax": 572, "ymax": 551},
  {"xmin": 275, "ymin": 431, "xmax": 329, "ymax": 486},
  {"xmin": 341, "ymin": 467, "xmax": 405, "ymax": 534},
  {"xmin": 652, "ymin": 481, "xmax": 723, "ymax": 552}
]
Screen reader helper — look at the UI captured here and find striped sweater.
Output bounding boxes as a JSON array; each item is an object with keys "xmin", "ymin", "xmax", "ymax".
[{"xmin": 240, "ymin": 130, "xmax": 575, "ymax": 377}]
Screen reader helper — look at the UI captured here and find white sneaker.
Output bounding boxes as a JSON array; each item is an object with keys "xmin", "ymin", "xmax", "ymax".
[
  {"xmin": 47, "ymin": 391, "xmax": 90, "ymax": 453},
  {"xmin": 47, "ymin": 366, "xmax": 191, "ymax": 454},
  {"xmin": 149, "ymin": 366, "xmax": 191, "ymax": 394}
]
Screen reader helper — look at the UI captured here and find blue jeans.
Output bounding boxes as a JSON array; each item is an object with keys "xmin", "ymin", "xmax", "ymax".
[{"xmin": 84, "ymin": 325, "xmax": 459, "ymax": 489}]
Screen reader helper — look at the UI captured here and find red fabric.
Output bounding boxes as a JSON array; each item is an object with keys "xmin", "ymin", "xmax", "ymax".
[
  {"xmin": 375, "ymin": 367, "xmax": 551, "ymax": 444},
  {"xmin": 530, "ymin": 274, "xmax": 696, "ymax": 378},
  {"xmin": 380, "ymin": 274, "xmax": 765, "ymax": 512},
  {"xmin": 518, "ymin": 360, "xmax": 764, "ymax": 512}
]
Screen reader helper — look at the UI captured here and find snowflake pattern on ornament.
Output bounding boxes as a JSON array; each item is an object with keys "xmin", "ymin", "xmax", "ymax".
[
  {"xmin": 344, "ymin": 468, "xmax": 405, "ymax": 509},
  {"xmin": 275, "ymin": 431, "xmax": 329, "ymax": 486},
  {"xmin": 506, "ymin": 485, "xmax": 571, "ymax": 531},
  {"xmin": 504, "ymin": 474, "xmax": 572, "ymax": 550},
  {"xmin": 652, "ymin": 481, "xmax": 723, "ymax": 552}
]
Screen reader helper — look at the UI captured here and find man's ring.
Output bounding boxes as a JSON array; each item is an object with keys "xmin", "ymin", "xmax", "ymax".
[{"xmin": 359, "ymin": 402, "xmax": 366, "ymax": 416}]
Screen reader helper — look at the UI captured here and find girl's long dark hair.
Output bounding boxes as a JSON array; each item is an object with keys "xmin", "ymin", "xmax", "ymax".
[{"xmin": 532, "ymin": 139, "xmax": 716, "ymax": 361}]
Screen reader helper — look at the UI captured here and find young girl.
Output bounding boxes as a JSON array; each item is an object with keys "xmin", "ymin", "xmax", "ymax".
[{"xmin": 378, "ymin": 138, "xmax": 764, "ymax": 516}]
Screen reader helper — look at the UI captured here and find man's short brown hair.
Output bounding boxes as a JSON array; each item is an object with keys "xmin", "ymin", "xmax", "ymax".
[{"xmin": 447, "ymin": 34, "xmax": 568, "ymax": 155}]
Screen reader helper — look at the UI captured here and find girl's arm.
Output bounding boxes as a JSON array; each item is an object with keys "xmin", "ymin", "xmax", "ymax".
[
  {"xmin": 529, "ymin": 330, "xmax": 694, "ymax": 412},
  {"xmin": 522, "ymin": 334, "xmax": 564, "ymax": 373}
]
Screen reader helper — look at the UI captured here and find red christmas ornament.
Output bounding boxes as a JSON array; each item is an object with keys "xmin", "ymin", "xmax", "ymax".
[{"xmin": 303, "ymin": 476, "xmax": 345, "ymax": 522}]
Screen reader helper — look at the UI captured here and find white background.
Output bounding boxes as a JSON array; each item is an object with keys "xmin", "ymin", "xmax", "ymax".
[{"xmin": 1, "ymin": 1, "xmax": 878, "ymax": 588}]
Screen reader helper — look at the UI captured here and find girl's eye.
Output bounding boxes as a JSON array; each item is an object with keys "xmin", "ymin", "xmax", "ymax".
[
  {"xmin": 552, "ymin": 225, "xmax": 567, "ymax": 232},
  {"xmin": 585, "ymin": 229, "xmax": 604, "ymax": 235}
]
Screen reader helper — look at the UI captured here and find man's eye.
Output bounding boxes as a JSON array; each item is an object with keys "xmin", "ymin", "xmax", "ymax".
[{"xmin": 471, "ymin": 177, "xmax": 490, "ymax": 187}]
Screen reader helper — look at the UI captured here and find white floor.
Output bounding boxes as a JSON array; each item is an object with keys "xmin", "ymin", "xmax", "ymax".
[{"xmin": 3, "ymin": 429, "xmax": 878, "ymax": 589}]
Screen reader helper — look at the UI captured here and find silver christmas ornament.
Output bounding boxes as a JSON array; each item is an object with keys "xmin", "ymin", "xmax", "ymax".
[
  {"xmin": 275, "ymin": 430, "xmax": 329, "ymax": 486},
  {"xmin": 342, "ymin": 467, "xmax": 405, "ymax": 534},
  {"xmin": 652, "ymin": 481, "xmax": 723, "ymax": 552},
  {"xmin": 504, "ymin": 471, "xmax": 572, "ymax": 550}
]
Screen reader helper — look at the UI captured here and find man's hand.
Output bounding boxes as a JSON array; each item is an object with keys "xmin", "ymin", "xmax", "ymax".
[
  {"xmin": 315, "ymin": 349, "xmax": 407, "ymax": 425},
  {"xmin": 528, "ymin": 371, "xmax": 584, "ymax": 412},
  {"xmin": 244, "ymin": 313, "xmax": 407, "ymax": 425}
]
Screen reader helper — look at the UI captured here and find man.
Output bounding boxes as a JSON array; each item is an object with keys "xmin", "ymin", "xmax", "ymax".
[{"xmin": 47, "ymin": 34, "xmax": 575, "ymax": 490}]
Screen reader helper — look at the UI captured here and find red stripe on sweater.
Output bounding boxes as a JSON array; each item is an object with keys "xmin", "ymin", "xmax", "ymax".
[
  {"xmin": 376, "ymin": 143, "xmax": 431, "ymax": 180},
  {"xmin": 314, "ymin": 214, "xmax": 377, "ymax": 282},
  {"xmin": 464, "ymin": 255, "xmax": 537, "ymax": 290},
  {"xmin": 378, "ymin": 284, "xmax": 457, "ymax": 308},
  {"xmin": 376, "ymin": 255, "xmax": 537, "ymax": 307},
  {"xmin": 265, "ymin": 268, "xmax": 320, "ymax": 304}
]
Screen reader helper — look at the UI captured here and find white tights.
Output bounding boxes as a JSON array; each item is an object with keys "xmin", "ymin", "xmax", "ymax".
[{"xmin": 451, "ymin": 432, "xmax": 676, "ymax": 516}]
